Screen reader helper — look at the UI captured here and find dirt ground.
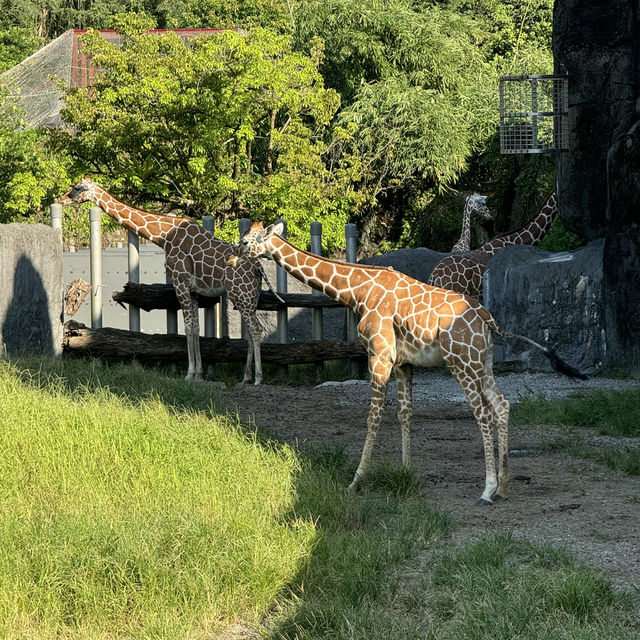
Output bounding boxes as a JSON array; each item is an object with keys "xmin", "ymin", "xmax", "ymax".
[{"xmin": 218, "ymin": 370, "xmax": 640, "ymax": 591}]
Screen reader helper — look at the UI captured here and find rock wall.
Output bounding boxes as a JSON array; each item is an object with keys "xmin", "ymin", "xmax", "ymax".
[
  {"xmin": 0, "ymin": 224, "xmax": 64, "ymax": 357},
  {"xmin": 553, "ymin": 0, "xmax": 640, "ymax": 238},
  {"xmin": 359, "ymin": 248, "xmax": 447, "ymax": 283},
  {"xmin": 483, "ymin": 243, "xmax": 605, "ymax": 373}
]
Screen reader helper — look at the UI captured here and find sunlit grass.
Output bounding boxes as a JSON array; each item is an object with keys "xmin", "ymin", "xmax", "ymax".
[{"xmin": 0, "ymin": 358, "xmax": 315, "ymax": 638}]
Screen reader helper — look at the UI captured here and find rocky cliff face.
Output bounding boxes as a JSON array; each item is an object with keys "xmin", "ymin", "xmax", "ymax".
[
  {"xmin": 552, "ymin": 0, "xmax": 640, "ymax": 371},
  {"xmin": 553, "ymin": 0, "xmax": 640, "ymax": 238}
]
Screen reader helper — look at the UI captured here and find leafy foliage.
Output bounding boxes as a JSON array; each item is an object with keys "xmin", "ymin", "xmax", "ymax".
[
  {"xmin": 0, "ymin": 88, "xmax": 69, "ymax": 222},
  {"xmin": 0, "ymin": 0, "xmax": 561, "ymax": 252},
  {"xmin": 58, "ymin": 18, "xmax": 352, "ymax": 250}
]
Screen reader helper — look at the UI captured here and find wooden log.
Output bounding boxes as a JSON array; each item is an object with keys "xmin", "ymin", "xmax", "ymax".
[
  {"xmin": 111, "ymin": 281, "xmax": 343, "ymax": 311},
  {"xmin": 63, "ymin": 321, "xmax": 367, "ymax": 365}
]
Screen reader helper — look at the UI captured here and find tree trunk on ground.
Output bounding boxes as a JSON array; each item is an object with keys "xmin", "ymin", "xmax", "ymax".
[{"xmin": 63, "ymin": 321, "xmax": 367, "ymax": 365}]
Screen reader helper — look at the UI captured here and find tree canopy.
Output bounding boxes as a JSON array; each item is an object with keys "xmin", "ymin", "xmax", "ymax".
[{"xmin": 0, "ymin": 0, "xmax": 561, "ymax": 252}]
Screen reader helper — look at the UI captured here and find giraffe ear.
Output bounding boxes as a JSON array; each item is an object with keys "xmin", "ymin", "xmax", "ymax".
[{"xmin": 270, "ymin": 222, "xmax": 284, "ymax": 237}]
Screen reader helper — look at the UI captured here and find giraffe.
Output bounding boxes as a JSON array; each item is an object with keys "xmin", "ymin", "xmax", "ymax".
[
  {"xmin": 60, "ymin": 177, "xmax": 267, "ymax": 384},
  {"xmin": 429, "ymin": 192, "xmax": 558, "ymax": 299},
  {"xmin": 450, "ymin": 193, "xmax": 493, "ymax": 253},
  {"xmin": 228, "ymin": 221, "xmax": 585, "ymax": 504}
]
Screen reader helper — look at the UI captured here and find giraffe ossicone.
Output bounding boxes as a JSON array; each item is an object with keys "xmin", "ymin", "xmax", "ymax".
[
  {"xmin": 60, "ymin": 177, "xmax": 266, "ymax": 385},
  {"xmin": 229, "ymin": 220, "xmax": 585, "ymax": 504}
]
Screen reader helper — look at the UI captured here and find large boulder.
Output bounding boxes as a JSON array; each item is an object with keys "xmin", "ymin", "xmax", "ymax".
[
  {"xmin": 0, "ymin": 224, "xmax": 63, "ymax": 356},
  {"xmin": 359, "ymin": 248, "xmax": 447, "ymax": 283},
  {"xmin": 483, "ymin": 242, "xmax": 605, "ymax": 373}
]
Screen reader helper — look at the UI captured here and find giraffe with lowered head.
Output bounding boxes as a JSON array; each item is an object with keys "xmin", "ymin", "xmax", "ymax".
[
  {"xmin": 450, "ymin": 193, "xmax": 493, "ymax": 253},
  {"xmin": 61, "ymin": 177, "xmax": 267, "ymax": 384},
  {"xmin": 429, "ymin": 192, "xmax": 558, "ymax": 299},
  {"xmin": 228, "ymin": 221, "xmax": 585, "ymax": 504}
]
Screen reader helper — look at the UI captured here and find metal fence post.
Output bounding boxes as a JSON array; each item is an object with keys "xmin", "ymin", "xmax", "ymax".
[
  {"xmin": 89, "ymin": 206, "xmax": 103, "ymax": 329},
  {"xmin": 345, "ymin": 223, "xmax": 360, "ymax": 377},
  {"xmin": 50, "ymin": 203, "xmax": 63, "ymax": 233},
  {"xmin": 238, "ymin": 218, "xmax": 251, "ymax": 343},
  {"xmin": 202, "ymin": 216, "xmax": 217, "ymax": 337},
  {"xmin": 274, "ymin": 219, "xmax": 288, "ymax": 377},
  {"xmin": 310, "ymin": 221, "xmax": 324, "ymax": 376},
  {"xmin": 127, "ymin": 230, "xmax": 140, "ymax": 332}
]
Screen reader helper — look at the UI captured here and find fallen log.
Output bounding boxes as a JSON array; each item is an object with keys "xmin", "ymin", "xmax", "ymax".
[
  {"xmin": 112, "ymin": 281, "xmax": 343, "ymax": 311},
  {"xmin": 63, "ymin": 321, "xmax": 367, "ymax": 365}
]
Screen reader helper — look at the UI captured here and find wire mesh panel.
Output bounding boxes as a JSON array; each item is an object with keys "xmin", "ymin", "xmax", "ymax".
[
  {"xmin": 499, "ymin": 74, "xmax": 568, "ymax": 154},
  {"xmin": 0, "ymin": 29, "xmax": 227, "ymax": 129}
]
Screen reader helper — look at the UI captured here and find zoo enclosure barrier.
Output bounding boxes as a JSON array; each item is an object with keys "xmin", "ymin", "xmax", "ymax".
[{"xmin": 50, "ymin": 203, "xmax": 360, "ymax": 348}]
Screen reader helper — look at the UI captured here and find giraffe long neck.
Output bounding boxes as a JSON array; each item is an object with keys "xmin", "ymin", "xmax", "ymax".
[
  {"xmin": 91, "ymin": 187, "xmax": 186, "ymax": 249},
  {"xmin": 268, "ymin": 236, "xmax": 382, "ymax": 310},
  {"xmin": 481, "ymin": 192, "xmax": 557, "ymax": 255},
  {"xmin": 451, "ymin": 205, "xmax": 472, "ymax": 252}
]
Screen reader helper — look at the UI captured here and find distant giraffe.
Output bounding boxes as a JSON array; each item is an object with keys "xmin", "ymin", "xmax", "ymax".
[
  {"xmin": 451, "ymin": 193, "xmax": 493, "ymax": 253},
  {"xmin": 61, "ymin": 177, "xmax": 267, "ymax": 384},
  {"xmin": 228, "ymin": 221, "xmax": 585, "ymax": 504},
  {"xmin": 429, "ymin": 192, "xmax": 558, "ymax": 300}
]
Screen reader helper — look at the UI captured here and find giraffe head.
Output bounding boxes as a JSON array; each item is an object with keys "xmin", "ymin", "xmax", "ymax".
[
  {"xmin": 59, "ymin": 176, "xmax": 98, "ymax": 205},
  {"xmin": 466, "ymin": 193, "xmax": 492, "ymax": 222},
  {"xmin": 227, "ymin": 221, "xmax": 285, "ymax": 267}
]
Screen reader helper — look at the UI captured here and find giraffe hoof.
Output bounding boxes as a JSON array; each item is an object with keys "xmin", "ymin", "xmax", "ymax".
[{"xmin": 475, "ymin": 497, "xmax": 494, "ymax": 507}]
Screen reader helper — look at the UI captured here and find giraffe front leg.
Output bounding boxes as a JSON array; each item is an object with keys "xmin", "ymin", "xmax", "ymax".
[
  {"xmin": 242, "ymin": 316, "xmax": 263, "ymax": 386},
  {"xmin": 178, "ymin": 294, "xmax": 202, "ymax": 381},
  {"xmin": 394, "ymin": 364, "xmax": 413, "ymax": 468},
  {"xmin": 348, "ymin": 352, "xmax": 393, "ymax": 491}
]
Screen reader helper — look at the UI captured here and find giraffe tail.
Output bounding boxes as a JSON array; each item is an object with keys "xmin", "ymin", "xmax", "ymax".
[{"xmin": 499, "ymin": 330, "xmax": 588, "ymax": 380}]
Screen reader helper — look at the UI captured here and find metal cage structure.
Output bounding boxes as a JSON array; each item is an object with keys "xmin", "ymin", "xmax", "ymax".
[{"xmin": 499, "ymin": 74, "xmax": 569, "ymax": 154}]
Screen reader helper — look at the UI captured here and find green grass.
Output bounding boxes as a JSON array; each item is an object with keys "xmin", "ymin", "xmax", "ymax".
[
  {"xmin": 2, "ymin": 358, "xmax": 639, "ymax": 639},
  {"xmin": 513, "ymin": 389, "xmax": 640, "ymax": 476},
  {"xmin": 514, "ymin": 389, "xmax": 640, "ymax": 437},
  {"xmin": 197, "ymin": 359, "xmax": 365, "ymax": 388},
  {"xmin": 0, "ymin": 358, "xmax": 316, "ymax": 638}
]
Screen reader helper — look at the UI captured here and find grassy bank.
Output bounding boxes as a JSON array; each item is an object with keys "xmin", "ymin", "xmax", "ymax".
[
  {"xmin": 0, "ymin": 358, "xmax": 315, "ymax": 637},
  {"xmin": 2, "ymin": 358, "xmax": 638, "ymax": 639},
  {"xmin": 514, "ymin": 388, "xmax": 640, "ymax": 475}
]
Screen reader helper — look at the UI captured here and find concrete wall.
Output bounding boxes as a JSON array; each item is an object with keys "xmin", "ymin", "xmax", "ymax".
[{"xmin": 0, "ymin": 223, "xmax": 63, "ymax": 356}]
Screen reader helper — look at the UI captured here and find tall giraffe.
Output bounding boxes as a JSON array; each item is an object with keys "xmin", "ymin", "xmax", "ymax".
[
  {"xmin": 60, "ymin": 177, "xmax": 266, "ymax": 384},
  {"xmin": 429, "ymin": 192, "xmax": 558, "ymax": 299},
  {"xmin": 450, "ymin": 193, "xmax": 493, "ymax": 253},
  {"xmin": 228, "ymin": 222, "xmax": 585, "ymax": 504}
]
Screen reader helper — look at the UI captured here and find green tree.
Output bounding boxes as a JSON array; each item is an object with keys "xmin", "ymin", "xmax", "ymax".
[
  {"xmin": 0, "ymin": 88, "xmax": 70, "ymax": 223},
  {"xmin": 294, "ymin": 0, "xmax": 498, "ymax": 250},
  {"xmin": 58, "ymin": 16, "xmax": 350, "ymax": 249}
]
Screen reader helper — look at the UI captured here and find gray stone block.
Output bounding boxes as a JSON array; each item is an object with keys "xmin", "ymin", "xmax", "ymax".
[
  {"xmin": 0, "ymin": 224, "xmax": 63, "ymax": 357},
  {"xmin": 359, "ymin": 247, "xmax": 447, "ymax": 283}
]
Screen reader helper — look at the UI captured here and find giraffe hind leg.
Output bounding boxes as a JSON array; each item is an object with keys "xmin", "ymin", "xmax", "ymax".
[
  {"xmin": 481, "ymin": 366, "xmax": 510, "ymax": 501},
  {"xmin": 443, "ymin": 353, "xmax": 500, "ymax": 505},
  {"xmin": 243, "ymin": 315, "xmax": 263, "ymax": 386}
]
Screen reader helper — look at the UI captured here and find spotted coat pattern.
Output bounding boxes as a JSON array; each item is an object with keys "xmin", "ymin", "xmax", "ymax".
[
  {"xmin": 450, "ymin": 193, "xmax": 493, "ymax": 253},
  {"xmin": 230, "ymin": 222, "xmax": 513, "ymax": 504},
  {"xmin": 61, "ymin": 178, "xmax": 265, "ymax": 384},
  {"xmin": 429, "ymin": 192, "xmax": 558, "ymax": 300}
]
